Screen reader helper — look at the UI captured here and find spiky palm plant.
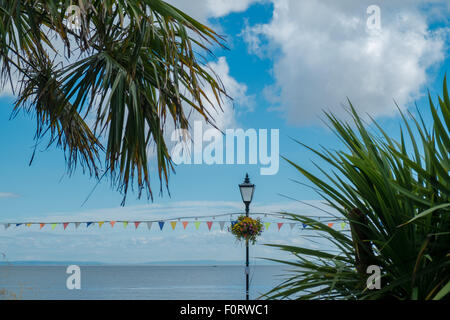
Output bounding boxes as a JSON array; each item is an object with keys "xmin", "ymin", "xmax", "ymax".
[
  {"xmin": 264, "ymin": 77, "xmax": 450, "ymax": 300},
  {"xmin": 0, "ymin": 0, "xmax": 227, "ymax": 203}
]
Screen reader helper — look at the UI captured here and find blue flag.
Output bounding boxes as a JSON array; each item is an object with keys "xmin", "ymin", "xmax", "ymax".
[
  {"xmin": 86, "ymin": 222, "xmax": 93, "ymax": 227},
  {"xmin": 158, "ymin": 221, "xmax": 165, "ymax": 230}
]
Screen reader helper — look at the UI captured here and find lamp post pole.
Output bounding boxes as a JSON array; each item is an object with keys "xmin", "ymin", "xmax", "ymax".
[
  {"xmin": 239, "ymin": 173, "xmax": 255, "ymax": 301},
  {"xmin": 245, "ymin": 202, "xmax": 250, "ymax": 301}
]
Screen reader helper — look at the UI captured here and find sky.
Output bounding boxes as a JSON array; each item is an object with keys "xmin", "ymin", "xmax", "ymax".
[{"xmin": 0, "ymin": 0, "xmax": 449, "ymax": 264}]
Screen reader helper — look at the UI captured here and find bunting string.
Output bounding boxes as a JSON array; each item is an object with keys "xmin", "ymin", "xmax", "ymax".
[{"xmin": 0, "ymin": 212, "xmax": 348, "ymax": 232}]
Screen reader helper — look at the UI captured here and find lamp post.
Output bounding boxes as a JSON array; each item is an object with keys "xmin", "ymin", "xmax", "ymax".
[{"xmin": 239, "ymin": 173, "xmax": 255, "ymax": 300}]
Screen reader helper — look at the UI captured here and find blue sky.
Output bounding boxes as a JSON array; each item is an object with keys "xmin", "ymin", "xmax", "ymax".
[{"xmin": 0, "ymin": 0, "xmax": 449, "ymax": 264}]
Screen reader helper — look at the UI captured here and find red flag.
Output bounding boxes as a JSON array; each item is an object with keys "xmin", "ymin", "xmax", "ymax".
[
  {"xmin": 328, "ymin": 223, "xmax": 334, "ymax": 228},
  {"xmin": 277, "ymin": 223, "xmax": 283, "ymax": 231},
  {"xmin": 182, "ymin": 221, "xmax": 189, "ymax": 229},
  {"xmin": 207, "ymin": 221, "xmax": 213, "ymax": 231},
  {"xmin": 63, "ymin": 223, "xmax": 69, "ymax": 230},
  {"xmin": 40, "ymin": 223, "xmax": 45, "ymax": 230},
  {"xmin": 110, "ymin": 221, "xmax": 116, "ymax": 228},
  {"xmin": 134, "ymin": 222, "xmax": 141, "ymax": 229}
]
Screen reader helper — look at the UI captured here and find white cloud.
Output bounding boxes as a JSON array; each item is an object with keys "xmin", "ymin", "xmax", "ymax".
[
  {"xmin": 242, "ymin": 0, "xmax": 448, "ymax": 125},
  {"xmin": 0, "ymin": 192, "xmax": 19, "ymax": 199},
  {"xmin": 166, "ymin": 0, "xmax": 264, "ymax": 22}
]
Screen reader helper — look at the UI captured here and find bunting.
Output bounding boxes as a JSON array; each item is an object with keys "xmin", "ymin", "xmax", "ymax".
[{"xmin": 1, "ymin": 215, "xmax": 349, "ymax": 234}]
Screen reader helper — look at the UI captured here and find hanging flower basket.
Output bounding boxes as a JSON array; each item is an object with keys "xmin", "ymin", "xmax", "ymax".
[{"xmin": 229, "ymin": 215, "xmax": 263, "ymax": 245}]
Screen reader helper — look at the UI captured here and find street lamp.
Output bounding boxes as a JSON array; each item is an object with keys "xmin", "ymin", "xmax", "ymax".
[{"xmin": 239, "ymin": 173, "xmax": 255, "ymax": 300}]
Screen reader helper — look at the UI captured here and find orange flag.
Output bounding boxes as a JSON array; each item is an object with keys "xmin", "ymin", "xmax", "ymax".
[
  {"xmin": 277, "ymin": 223, "xmax": 283, "ymax": 231},
  {"xmin": 328, "ymin": 223, "xmax": 334, "ymax": 228},
  {"xmin": 110, "ymin": 221, "xmax": 116, "ymax": 228},
  {"xmin": 40, "ymin": 223, "xmax": 45, "ymax": 230},
  {"xmin": 207, "ymin": 221, "xmax": 213, "ymax": 231},
  {"xmin": 182, "ymin": 221, "xmax": 189, "ymax": 229},
  {"xmin": 63, "ymin": 223, "xmax": 69, "ymax": 230}
]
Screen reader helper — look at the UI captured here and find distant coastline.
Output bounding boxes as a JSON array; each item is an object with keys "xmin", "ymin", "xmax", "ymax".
[{"xmin": 0, "ymin": 259, "xmax": 280, "ymax": 266}]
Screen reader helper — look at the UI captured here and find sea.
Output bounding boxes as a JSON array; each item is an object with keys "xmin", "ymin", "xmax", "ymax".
[{"xmin": 0, "ymin": 265, "xmax": 289, "ymax": 300}]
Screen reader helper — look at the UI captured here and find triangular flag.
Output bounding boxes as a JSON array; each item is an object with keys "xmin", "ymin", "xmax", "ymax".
[
  {"xmin": 123, "ymin": 222, "xmax": 128, "ymax": 228},
  {"xmin": 277, "ymin": 223, "xmax": 283, "ymax": 231},
  {"xmin": 158, "ymin": 221, "xmax": 165, "ymax": 230},
  {"xmin": 207, "ymin": 221, "xmax": 213, "ymax": 231},
  {"xmin": 219, "ymin": 221, "xmax": 225, "ymax": 231},
  {"xmin": 194, "ymin": 221, "xmax": 201, "ymax": 230},
  {"xmin": 134, "ymin": 222, "xmax": 141, "ymax": 229},
  {"xmin": 302, "ymin": 223, "xmax": 307, "ymax": 229},
  {"xmin": 51, "ymin": 223, "xmax": 57, "ymax": 230},
  {"xmin": 16, "ymin": 223, "xmax": 22, "ymax": 227},
  {"xmin": 264, "ymin": 222, "xmax": 271, "ymax": 230},
  {"xmin": 39, "ymin": 223, "xmax": 45, "ymax": 230},
  {"xmin": 182, "ymin": 221, "xmax": 189, "ymax": 230},
  {"xmin": 146, "ymin": 222, "xmax": 152, "ymax": 230},
  {"xmin": 290, "ymin": 223, "xmax": 296, "ymax": 230},
  {"xmin": 26, "ymin": 223, "xmax": 31, "ymax": 227},
  {"xmin": 97, "ymin": 221, "xmax": 104, "ymax": 228},
  {"xmin": 86, "ymin": 222, "xmax": 93, "ymax": 228},
  {"xmin": 170, "ymin": 221, "xmax": 177, "ymax": 230},
  {"xmin": 341, "ymin": 222, "xmax": 346, "ymax": 230},
  {"xmin": 110, "ymin": 221, "xmax": 116, "ymax": 228},
  {"xmin": 63, "ymin": 223, "xmax": 69, "ymax": 230},
  {"xmin": 4, "ymin": 223, "xmax": 10, "ymax": 230},
  {"xmin": 75, "ymin": 222, "xmax": 81, "ymax": 229},
  {"xmin": 328, "ymin": 223, "xmax": 334, "ymax": 228}
]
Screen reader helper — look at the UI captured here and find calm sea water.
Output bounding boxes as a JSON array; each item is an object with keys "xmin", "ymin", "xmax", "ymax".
[{"xmin": 0, "ymin": 265, "xmax": 288, "ymax": 300}]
